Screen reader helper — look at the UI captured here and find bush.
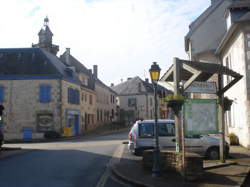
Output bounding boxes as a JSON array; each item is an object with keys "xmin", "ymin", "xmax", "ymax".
[
  {"xmin": 227, "ymin": 133, "xmax": 239, "ymax": 145},
  {"xmin": 44, "ymin": 131, "xmax": 61, "ymax": 139}
]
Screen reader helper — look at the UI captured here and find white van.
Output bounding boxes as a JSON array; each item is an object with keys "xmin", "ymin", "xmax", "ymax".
[{"xmin": 128, "ymin": 119, "xmax": 229, "ymax": 160}]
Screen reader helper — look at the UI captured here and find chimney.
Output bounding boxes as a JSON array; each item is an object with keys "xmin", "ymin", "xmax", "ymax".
[
  {"xmin": 111, "ymin": 83, "xmax": 114, "ymax": 87},
  {"xmin": 145, "ymin": 78, "xmax": 149, "ymax": 83},
  {"xmin": 127, "ymin": 77, "xmax": 132, "ymax": 81},
  {"xmin": 65, "ymin": 48, "xmax": 70, "ymax": 65},
  {"xmin": 88, "ymin": 69, "xmax": 92, "ymax": 74},
  {"xmin": 93, "ymin": 65, "xmax": 98, "ymax": 78}
]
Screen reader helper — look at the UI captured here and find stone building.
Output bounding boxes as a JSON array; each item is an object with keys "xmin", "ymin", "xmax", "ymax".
[
  {"xmin": 111, "ymin": 76, "xmax": 172, "ymax": 124},
  {"xmin": 185, "ymin": 0, "xmax": 250, "ymax": 148},
  {"xmin": 0, "ymin": 17, "xmax": 116, "ymax": 140}
]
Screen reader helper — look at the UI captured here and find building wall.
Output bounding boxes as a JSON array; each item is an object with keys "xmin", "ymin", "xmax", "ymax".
[
  {"xmin": 221, "ymin": 30, "xmax": 250, "ymax": 148},
  {"xmin": 95, "ymin": 83, "xmax": 117, "ymax": 126},
  {"xmin": 118, "ymin": 93, "xmax": 158, "ymax": 121},
  {"xmin": 61, "ymin": 80, "xmax": 81, "ymax": 135},
  {"xmin": 80, "ymin": 87, "xmax": 96, "ymax": 131},
  {"xmin": 0, "ymin": 79, "xmax": 61, "ymax": 140}
]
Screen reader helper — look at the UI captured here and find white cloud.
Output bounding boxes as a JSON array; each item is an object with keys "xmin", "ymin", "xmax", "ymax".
[{"xmin": 0, "ymin": 0, "xmax": 210, "ymax": 85}]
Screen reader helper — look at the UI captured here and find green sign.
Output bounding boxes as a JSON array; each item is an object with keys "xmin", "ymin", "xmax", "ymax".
[{"xmin": 184, "ymin": 99, "xmax": 218, "ymax": 135}]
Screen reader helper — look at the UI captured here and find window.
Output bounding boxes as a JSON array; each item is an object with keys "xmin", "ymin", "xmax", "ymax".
[
  {"xmin": 128, "ymin": 98, "xmax": 136, "ymax": 107},
  {"xmin": 68, "ymin": 88, "xmax": 80, "ymax": 104},
  {"xmin": 39, "ymin": 85, "xmax": 51, "ymax": 103},
  {"xmin": 82, "ymin": 93, "xmax": 84, "ymax": 101},
  {"xmin": 139, "ymin": 122, "xmax": 175, "ymax": 138},
  {"xmin": 225, "ymin": 56, "xmax": 232, "ymax": 84},
  {"xmin": 89, "ymin": 95, "xmax": 93, "ymax": 105},
  {"xmin": 150, "ymin": 98, "xmax": 153, "ymax": 106},
  {"xmin": 0, "ymin": 87, "xmax": 4, "ymax": 103},
  {"xmin": 97, "ymin": 109, "xmax": 99, "ymax": 121}
]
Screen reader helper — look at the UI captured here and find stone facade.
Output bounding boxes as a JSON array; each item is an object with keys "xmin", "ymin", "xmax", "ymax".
[
  {"xmin": 1, "ymin": 79, "xmax": 61, "ymax": 140},
  {"xmin": 95, "ymin": 82, "xmax": 117, "ymax": 126}
]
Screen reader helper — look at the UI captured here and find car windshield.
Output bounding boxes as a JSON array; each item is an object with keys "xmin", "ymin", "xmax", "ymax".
[{"xmin": 139, "ymin": 122, "xmax": 175, "ymax": 137}]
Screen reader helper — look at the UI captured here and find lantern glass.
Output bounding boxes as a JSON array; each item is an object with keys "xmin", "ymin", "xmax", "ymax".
[{"xmin": 149, "ymin": 62, "xmax": 161, "ymax": 83}]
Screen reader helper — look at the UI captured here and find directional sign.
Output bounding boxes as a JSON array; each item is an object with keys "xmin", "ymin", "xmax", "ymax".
[{"xmin": 184, "ymin": 81, "xmax": 217, "ymax": 94}]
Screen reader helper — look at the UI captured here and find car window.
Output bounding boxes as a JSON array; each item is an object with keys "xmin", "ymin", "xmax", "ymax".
[
  {"xmin": 166, "ymin": 123, "xmax": 175, "ymax": 136},
  {"xmin": 139, "ymin": 123, "xmax": 154, "ymax": 137},
  {"xmin": 139, "ymin": 122, "xmax": 175, "ymax": 137}
]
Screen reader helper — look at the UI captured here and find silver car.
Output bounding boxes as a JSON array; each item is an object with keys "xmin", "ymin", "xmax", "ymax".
[{"xmin": 128, "ymin": 119, "xmax": 229, "ymax": 160}]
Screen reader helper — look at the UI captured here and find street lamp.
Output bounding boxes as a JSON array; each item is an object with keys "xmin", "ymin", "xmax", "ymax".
[{"xmin": 149, "ymin": 62, "xmax": 161, "ymax": 177}]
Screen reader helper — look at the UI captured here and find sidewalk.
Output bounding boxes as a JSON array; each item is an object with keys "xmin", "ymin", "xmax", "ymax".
[
  {"xmin": 4, "ymin": 126, "xmax": 129, "ymax": 143},
  {"xmin": 112, "ymin": 145, "xmax": 250, "ymax": 187}
]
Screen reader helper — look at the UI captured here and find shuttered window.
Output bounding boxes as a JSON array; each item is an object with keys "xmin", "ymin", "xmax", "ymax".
[
  {"xmin": 68, "ymin": 88, "xmax": 80, "ymax": 105},
  {"xmin": 39, "ymin": 85, "xmax": 51, "ymax": 103},
  {"xmin": 0, "ymin": 87, "xmax": 4, "ymax": 103}
]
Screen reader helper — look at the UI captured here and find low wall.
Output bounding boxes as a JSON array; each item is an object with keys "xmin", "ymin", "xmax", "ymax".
[{"xmin": 142, "ymin": 150, "xmax": 203, "ymax": 181}]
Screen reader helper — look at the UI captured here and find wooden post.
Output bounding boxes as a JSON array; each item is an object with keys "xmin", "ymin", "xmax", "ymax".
[
  {"xmin": 218, "ymin": 74, "xmax": 225, "ymax": 163},
  {"xmin": 173, "ymin": 57, "xmax": 182, "ymax": 153},
  {"xmin": 173, "ymin": 57, "xmax": 185, "ymax": 176}
]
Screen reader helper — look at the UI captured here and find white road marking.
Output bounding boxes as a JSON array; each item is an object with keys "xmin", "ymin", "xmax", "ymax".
[{"xmin": 95, "ymin": 144, "xmax": 125, "ymax": 187}]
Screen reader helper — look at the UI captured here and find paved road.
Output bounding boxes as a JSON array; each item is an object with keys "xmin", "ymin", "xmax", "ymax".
[{"xmin": 0, "ymin": 132, "xmax": 130, "ymax": 187}]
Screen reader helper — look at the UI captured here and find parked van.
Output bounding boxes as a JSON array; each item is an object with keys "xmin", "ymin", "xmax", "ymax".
[{"xmin": 128, "ymin": 119, "xmax": 229, "ymax": 160}]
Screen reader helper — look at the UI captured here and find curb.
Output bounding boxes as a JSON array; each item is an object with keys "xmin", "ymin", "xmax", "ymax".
[
  {"xmin": 111, "ymin": 163, "xmax": 153, "ymax": 187},
  {"xmin": 203, "ymin": 160, "xmax": 237, "ymax": 170},
  {"xmin": 0, "ymin": 149, "xmax": 33, "ymax": 160}
]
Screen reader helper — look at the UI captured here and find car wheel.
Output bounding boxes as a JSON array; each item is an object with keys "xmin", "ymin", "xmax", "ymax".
[
  {"xmin": 206, "ymin": 147, "xmax": 219, "ymax": 160},
  {"xmin": 134, "ymin": 148, "xmax": 142, "ymax": 156}
]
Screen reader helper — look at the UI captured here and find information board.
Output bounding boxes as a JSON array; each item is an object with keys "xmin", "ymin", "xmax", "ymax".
[{"xmin": 184, "ymin": 99, "xmax": 218, "ymax": 135}]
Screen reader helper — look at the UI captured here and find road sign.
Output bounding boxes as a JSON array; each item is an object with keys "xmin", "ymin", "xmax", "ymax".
[{"xmin": 184, "ymin": 81, "xmax": 217, "ymax": 94}]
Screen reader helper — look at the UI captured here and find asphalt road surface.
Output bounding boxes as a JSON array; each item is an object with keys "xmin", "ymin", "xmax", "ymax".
[{"xmin": 0, "ymin": 131, "xmax": 130, "ymax": 187}]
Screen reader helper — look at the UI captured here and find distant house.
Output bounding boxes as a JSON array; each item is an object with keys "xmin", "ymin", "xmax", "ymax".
[
  {"xmin": 111, "ymin": 76, "xmax": 172, "ymax": 124},
  {"xmin": 185, "ymin": 0, "xmax": 250, "ymax": 148},
  {"xmin": 0, "ymin": 17, "xmax": 116, "ymax": 140}
]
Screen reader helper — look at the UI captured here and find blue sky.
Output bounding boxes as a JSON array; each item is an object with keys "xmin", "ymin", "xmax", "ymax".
[{"xmin": 0, "ymin": 0, "xmax": 210, "ymax": 85}]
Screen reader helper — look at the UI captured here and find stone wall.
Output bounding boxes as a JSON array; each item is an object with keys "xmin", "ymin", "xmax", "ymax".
[
  {"xmin": 0, "ymin": 79, "xmax": 61, "ymax": 140},
  {"xmin": 142, "ymin": 150, "xmax": 203, "ymax": 181}
]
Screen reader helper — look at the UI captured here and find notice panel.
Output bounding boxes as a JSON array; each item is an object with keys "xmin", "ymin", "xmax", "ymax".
[{"xmin": 184, "ymin": 99, "xmax": 218, "ymax": 135}]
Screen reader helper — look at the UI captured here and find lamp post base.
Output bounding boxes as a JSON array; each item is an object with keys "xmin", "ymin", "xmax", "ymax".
[{"xmin": 152, "ymin": 148, "xmax": 161, "ymax": 177}]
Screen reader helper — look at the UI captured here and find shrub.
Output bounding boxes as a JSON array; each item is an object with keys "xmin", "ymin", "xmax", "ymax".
[{"xmin": 227, "ymin": 133, "xmax": 239, "ymax": 145}]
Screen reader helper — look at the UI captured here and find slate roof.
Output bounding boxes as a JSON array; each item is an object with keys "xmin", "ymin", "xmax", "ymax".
[
  {"xmin": 60, "ymin": 52, "xmax": 91, "ymax": 75},
  {"xmin": 60, "ymin": 51, "xmax": 115, "ymax": 93},
  {"xmin": 228, "ymin": 1, "xmax": 250, "ymax": 9},
  {"xmin": 185, "ymin": 0, "xmax": 225, "ymax": 51},
  {"xmin": 111, "ymin": 76, "xmax": 172, "ymax": 96},
  {"xmin": 0, "ymin": 48, "xmax": 81, "ymax": 84}
]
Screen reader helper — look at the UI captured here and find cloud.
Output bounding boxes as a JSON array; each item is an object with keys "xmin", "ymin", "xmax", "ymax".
[{"xmin": 0, "ymin": 0, "xmax": 210, "ymax": 85}]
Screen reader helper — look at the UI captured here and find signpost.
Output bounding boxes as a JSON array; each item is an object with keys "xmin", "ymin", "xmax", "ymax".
[{"xmin": 184, "ymin": 81, "xmax": 217, "ymax": 94}]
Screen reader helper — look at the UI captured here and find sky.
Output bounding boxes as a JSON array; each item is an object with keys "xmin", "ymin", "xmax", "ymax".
[{"xmin": 0, "ymin": 0, "xmax": 210, "ymax": 86}]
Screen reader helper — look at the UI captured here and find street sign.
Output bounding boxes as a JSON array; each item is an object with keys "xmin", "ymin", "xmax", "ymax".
[{"xmin": 184, "ymin": 81, "xmax": 217, "ymax": 94}]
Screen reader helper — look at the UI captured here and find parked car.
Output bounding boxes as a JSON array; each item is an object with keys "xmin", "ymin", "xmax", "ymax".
[
  {"xmin": 128, "ymin": 119, "xmax": 229, "ymax": 160},
  {"xmin": 0, "ymin": 126, "xmax": 3, "ymax": 148}
]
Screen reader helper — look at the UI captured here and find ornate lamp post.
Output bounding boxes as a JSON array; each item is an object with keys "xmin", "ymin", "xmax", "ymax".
[{"xmin": 149, "ymin": 62, "xmax": 161, "ymax": 177}]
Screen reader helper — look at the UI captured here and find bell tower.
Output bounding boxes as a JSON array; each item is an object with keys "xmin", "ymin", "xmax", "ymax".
[{"xmin": 32, "ymin": 17, "xmax": 59, "ymax": 55}]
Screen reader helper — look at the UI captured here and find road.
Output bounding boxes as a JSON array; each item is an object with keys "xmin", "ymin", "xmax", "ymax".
[{"xmin": 0, "ymin": 131, "xmax": 130, "ymax": 187}]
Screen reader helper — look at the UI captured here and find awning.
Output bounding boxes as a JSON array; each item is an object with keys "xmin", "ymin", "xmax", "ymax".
[{"xmin": 160, "ymin": 58, "xmax": 243, "ymax": 96}]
